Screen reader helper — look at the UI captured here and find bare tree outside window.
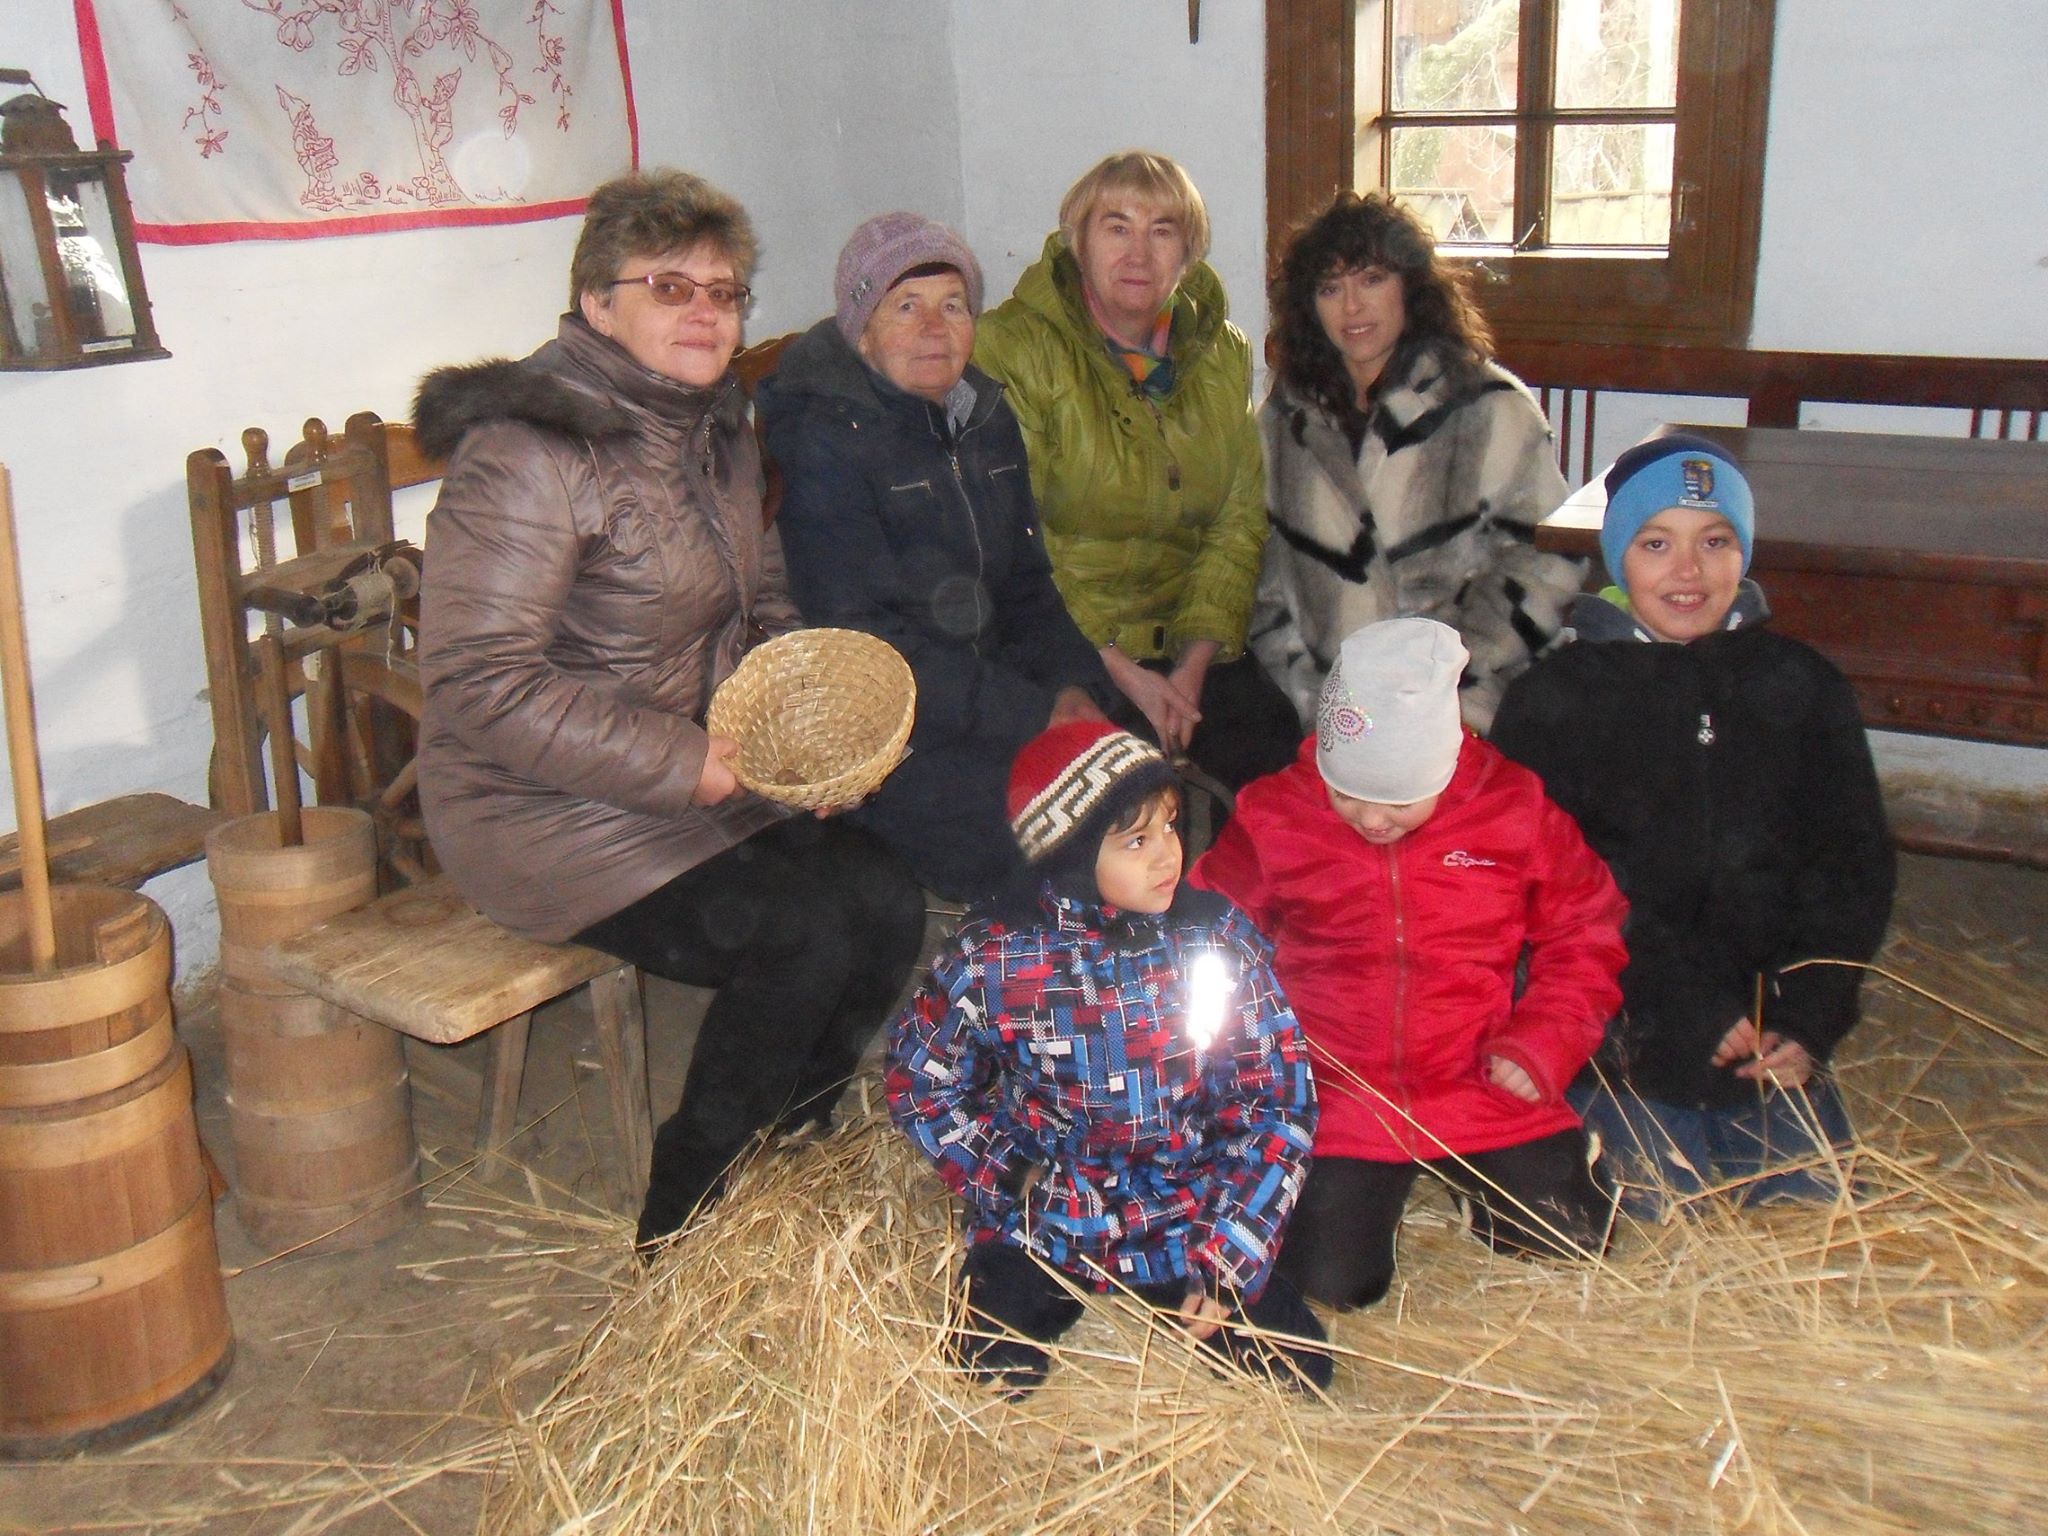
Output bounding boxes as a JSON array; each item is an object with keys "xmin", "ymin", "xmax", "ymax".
[
  {"xmin": 1271, "ymin": 0, "xmax": 1771, "ymax": 345},
  {"xmin": 1360, "ymin": 0, "xmax": 1680, "ymax": 252}
]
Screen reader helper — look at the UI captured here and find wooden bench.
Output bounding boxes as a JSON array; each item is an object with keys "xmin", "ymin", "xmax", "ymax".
[
  {"xmin": 261, "ymin": 873, "xmax": 653, "ymax": 1209},
  {"xmin": 0, "ymin": 792, "xmax": 227, "ymax": 893}
]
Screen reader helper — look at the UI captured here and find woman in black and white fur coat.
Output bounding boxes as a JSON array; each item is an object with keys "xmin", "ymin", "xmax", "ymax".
[{"xmin": 1253, "ymin": 193, "xmax": 1580, "ymax": 733}]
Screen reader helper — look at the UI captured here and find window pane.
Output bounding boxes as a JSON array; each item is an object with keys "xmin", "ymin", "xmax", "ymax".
[
  {"xmin": 1355, "ymin": 0, "xmax": 1388, "ymax": 186},
  {"xmin": 1389, "ymin": 124, "xmax": 1516, "ymax": 243},
  {"xmin": 1548, "ymin": 123, "xmax": 1674, "ymax": 246},
  {"xmin": 1554, "ymin": 0, "xmax": 1680, "ymax": 110},
  {"xmin": 1385, "ymin": 0, "xmax": 1520, "ymax": 113}
]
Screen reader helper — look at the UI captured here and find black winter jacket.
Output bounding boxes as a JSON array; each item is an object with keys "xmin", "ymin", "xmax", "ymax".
[
  {"xmin": 758, "ymin": 320, "xmax": 1111, "ymax": 898},
  {"xmin": 1490, "ymin": 586, "xmax": 1895, "ymax": 1108}
]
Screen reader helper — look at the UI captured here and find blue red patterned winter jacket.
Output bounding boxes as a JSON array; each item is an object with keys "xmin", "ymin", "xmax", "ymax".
[{"xmin": 886, "ymin": 884, "xmax": 1316, "ymax": 1299}]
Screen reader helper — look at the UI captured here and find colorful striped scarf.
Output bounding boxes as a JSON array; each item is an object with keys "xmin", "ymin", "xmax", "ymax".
[{"xmin": 1086, "ymin": 287, "xmax": 1178, "ymax": 398}]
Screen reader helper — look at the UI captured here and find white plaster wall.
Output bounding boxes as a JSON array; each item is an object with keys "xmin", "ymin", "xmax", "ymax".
[
  {"xmin": 624, "ymin": 0, "xmax": 964, "ymax": 334},
  {"xmin": 6, "ymin": 0, "xmax": 584, "ymax": 977},
  {"xmin": 949, "ymin": 0, "xmax": 1269, "ymax": 372},
  {"xmin": 1752, "ymin": 0, "xmax": 2048, "ymax": 358},
  {"xmin": 1546, "ymin": 0, "xmax": 2048, "ymax": 457}
]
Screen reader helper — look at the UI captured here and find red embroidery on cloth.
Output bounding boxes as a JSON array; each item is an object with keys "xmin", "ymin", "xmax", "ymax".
[{"xmin": 74, "ymin": 0, "xmax": 639, "ymax": 242}]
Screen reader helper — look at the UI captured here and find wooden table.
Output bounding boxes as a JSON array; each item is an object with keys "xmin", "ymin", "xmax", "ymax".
[{"xmin": 1537, "ymin": 425, "xmax": 2048, "ymax": 747}]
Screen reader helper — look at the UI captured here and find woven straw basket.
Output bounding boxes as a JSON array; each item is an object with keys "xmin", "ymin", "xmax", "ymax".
[{"xmin": 706, "ymin": 628, "xmax": 916, "ymax": 810}]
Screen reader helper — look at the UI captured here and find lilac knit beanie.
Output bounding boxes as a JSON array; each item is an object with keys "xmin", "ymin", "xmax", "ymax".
[{"xmin": 833, "ymin": 212, "xmax": 985, "ymax": 346}]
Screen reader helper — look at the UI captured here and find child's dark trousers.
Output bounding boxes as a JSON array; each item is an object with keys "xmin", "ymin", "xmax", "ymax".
[
  {"xmin": 952, "ymin": 1240, "xmax": 1335, "ymax": 1394},
  {"xmin": 1278, "ymin": 1126, "xmax": 1613, "ymax": 1309}
]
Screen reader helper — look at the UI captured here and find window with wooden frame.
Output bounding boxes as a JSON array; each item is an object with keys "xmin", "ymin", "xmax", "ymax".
[{"xmin": 1267, "ymin": 0, "xmax": 1774, "ymax": 346}]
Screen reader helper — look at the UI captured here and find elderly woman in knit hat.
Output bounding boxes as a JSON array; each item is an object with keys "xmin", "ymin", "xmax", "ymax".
[{"xmin": 760, "ymin": 212, "xmax": 1114, "ymax": 901}]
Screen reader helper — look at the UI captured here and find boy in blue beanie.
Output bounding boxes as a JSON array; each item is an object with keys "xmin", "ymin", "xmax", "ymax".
[{"xmin": 1491, "ymin": 433, "xmax": 1895, "ymax": 1218}]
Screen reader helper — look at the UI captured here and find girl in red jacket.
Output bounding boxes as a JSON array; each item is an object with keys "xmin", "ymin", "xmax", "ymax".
[{"xmin": 1192, "ymin": 618, "xmax": 1626, "ymax": 1308}]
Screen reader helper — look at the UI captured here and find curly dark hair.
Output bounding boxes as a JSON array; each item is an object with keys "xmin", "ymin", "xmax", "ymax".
[{"xmin": 1268, "ymin": 192, "xmax": 1493, "ymax": 422}]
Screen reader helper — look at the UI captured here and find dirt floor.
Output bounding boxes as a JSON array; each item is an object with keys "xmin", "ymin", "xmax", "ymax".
[
  {"xmin": 1, "ymin": 854, "xmax": 2043, "ymax": 1534},
  {"xmin": 0, "ymin": 950, "xmax": 717, "ymax": 1533}
]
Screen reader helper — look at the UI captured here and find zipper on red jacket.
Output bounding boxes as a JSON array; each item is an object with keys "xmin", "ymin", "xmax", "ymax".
[{"xmin": 1386, "ymin": 841, "xmax": 1411, "ymax": 1135}]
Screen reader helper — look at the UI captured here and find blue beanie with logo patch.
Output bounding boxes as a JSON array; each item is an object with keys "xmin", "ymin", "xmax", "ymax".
[{"xmin": 1599, "ymin": 432, "xmax": 1755, "ymax": 580}]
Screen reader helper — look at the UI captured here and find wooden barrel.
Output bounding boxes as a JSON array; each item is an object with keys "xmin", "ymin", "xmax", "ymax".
[
  {"xmin": 205, "ymin": 810, "xmax": 418, "ymax": 1251},
  {"xmin": 207, "ymin": 807, "xmax": 377, "ymax": 996},
  {"xmin": 0, "ymin": 886, "xmax": 233, "ymax": 1457},
  {"xmin": 216, "ymin": 982, "xmax": 418, "ymax": 1247}
]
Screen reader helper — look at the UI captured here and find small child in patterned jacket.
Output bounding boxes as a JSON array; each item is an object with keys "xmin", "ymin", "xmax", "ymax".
[{"xmin": 886, "ymin": 721, "xmax": 1331, "ymax": 1394}]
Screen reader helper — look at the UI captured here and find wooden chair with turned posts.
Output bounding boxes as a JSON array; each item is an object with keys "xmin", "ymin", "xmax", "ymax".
[
  {"xmin": 186, "ymin": 414, "xmax": 428, "ymax": 882},
  {"xmin": 186, "ymin": 412, "xmax": 660, "ymax": 1207}
]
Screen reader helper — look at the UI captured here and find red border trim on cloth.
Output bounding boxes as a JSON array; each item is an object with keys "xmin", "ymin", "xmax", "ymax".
[
  {"xmin": 74, "ymin": 0, "xmax": 115, "ymax": 145},
  {"xmin": 609, "ymin": 0, "xmax": 641, "ymax": 170},
  {"xmin": 71, "ymin": 0, "xmax": 640, "ymax": 246}
]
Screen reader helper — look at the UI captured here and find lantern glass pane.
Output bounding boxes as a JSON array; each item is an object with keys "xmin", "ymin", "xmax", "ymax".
[
  {"xmin": 0, "ymin": 169, "xmax": 53, "ymax": 364},
  {"xmin": 47, "ymin": 167, "xmax": 136, "ymax": 350}
]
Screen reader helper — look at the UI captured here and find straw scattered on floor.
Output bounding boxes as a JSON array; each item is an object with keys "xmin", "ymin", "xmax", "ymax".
[
  {"xmin": 468, "ymin": 929, "xmax": 2048, "ymax": 1536},
  {"xmin": 9, "ymin": 881, "xmax": 2043, "ymax": 1535}
]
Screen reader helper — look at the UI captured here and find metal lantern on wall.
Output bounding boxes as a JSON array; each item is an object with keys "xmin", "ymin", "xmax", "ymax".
[{"xmin": 0, "ymin": 70, "xmax": 166, "ymax": 371}]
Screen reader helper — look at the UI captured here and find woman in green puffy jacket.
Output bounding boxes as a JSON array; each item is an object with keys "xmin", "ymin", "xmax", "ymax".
[{"xmin": 972, "ymin": 150, "xmax": 1301, "ymax": 791}]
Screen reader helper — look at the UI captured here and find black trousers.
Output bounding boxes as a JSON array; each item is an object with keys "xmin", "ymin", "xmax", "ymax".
[
  {"xmin": 1109, "ymin": 652, "xmax": 1304, "ymax": 792},
  {"xmin": 573, "ymin": 817, "xmax": 926, "ymax": 1246},
  {"xmin": 952, "ymin": 1240, "xmax": 1334, "ymax": 1394},
  {"xmin": 1278, "ymin": 1128, "xmax": 1614, "ymax": 1310}
]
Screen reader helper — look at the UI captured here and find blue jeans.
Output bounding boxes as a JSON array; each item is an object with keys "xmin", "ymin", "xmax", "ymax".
[{"xmin": 1569, "ymin": 1073, "xmax": 1858, "ymax": 1220}]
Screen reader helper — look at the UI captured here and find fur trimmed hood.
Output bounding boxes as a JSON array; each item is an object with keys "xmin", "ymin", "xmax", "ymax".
[{"xmin": 411, "ymin": 314, "xmax": 745, "ymax": 462}]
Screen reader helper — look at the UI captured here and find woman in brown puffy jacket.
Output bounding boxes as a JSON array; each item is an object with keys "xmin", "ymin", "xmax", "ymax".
[{"xmin": 413, "ymin": 170, "xmax": 925, "ymax": 1253}]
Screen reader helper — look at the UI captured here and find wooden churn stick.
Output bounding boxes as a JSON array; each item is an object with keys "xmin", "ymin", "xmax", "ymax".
[
  {"xmin": 0, "ymin": 465, "xmax": 57, "ymax": 971},
  {"xmin": 256, "ymin": 633, "xmax": 304, "ymax": 847}
]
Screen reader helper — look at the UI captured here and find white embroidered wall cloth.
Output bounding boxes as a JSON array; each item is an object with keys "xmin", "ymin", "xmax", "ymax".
[{"xmin": 78, "ymin": 0, "xmax": 638, "ymax": 243}]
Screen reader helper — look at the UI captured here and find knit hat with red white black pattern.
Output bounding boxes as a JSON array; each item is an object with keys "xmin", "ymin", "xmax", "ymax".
[{"xmin": 1006, "ymin": 720, "xmax": 1179, "ymax": 866}]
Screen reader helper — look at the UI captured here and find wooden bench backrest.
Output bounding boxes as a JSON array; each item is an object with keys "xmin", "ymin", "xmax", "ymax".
[{"xmin": 1491, "ymin": 343, "xmax": 2048, "ymax": 484}]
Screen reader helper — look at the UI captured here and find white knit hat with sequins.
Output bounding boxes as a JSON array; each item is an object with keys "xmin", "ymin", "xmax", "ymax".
[{"xmin": 1315, "ymin": 618, "xmax": 1468, "ymax": 805}]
